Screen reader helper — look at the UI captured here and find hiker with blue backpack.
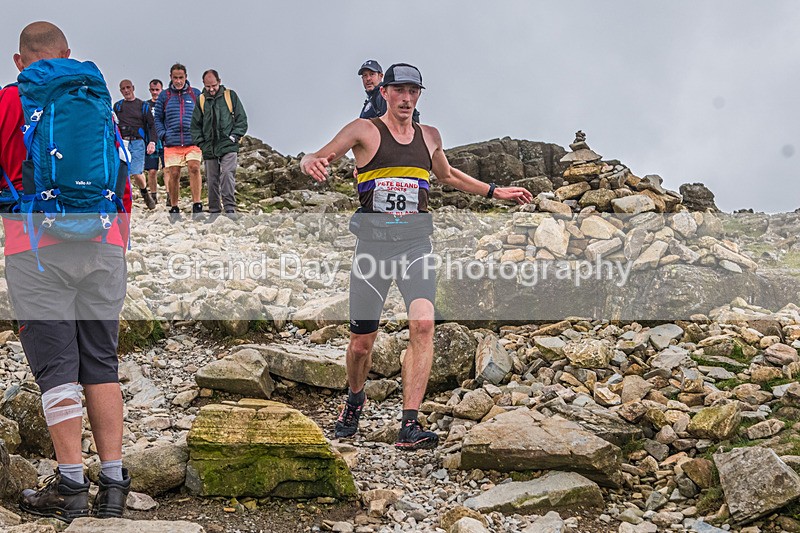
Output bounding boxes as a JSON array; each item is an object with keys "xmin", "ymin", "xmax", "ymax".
[
  {"xmin": 0, "ymin": 21, "xmax": 131, "ymax": 522},
  {"xmin": 153, "ymin": 63, "xmax": 203, "ymax": 217},
  {"xmin": 115, "ymin": 79, "xmax": 157, "ymax": 210}
]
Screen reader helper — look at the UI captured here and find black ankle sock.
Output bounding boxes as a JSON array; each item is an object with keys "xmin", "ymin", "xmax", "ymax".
[
  {"xmin": 139, "ymin": 187, "xmax": 148, "ymax": 196},
  {"xmin": 347, "ymin": 388, "xmax": 365, "ymax": 405},
  {"xmin": 402, "ymin": 409, "xmax": 418, "ymax": 424}
]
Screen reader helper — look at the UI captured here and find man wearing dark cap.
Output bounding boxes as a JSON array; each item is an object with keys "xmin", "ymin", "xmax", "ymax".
[
  {"xmin": 302, "ymin": 63, "xmax": 532, "ymax": 451},
  {"xmin": 358, "ymin": 59, "xmax": 385, "ymax": 120},
  {"xmin": 358, "ymin": 59, "xmax": 419, "ymax": 122}
]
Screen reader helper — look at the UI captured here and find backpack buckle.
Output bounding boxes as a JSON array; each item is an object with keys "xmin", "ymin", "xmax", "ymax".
[
  {"xmin": 40, "ymin": 189, "xmax": 57, "ymax": 201},
  {"xmin": 103, "ymin": 189, "xmax": 116, "ymax": 202},
  {"xmin": 30, "ymin": 109, "xmax": 43, "ymax": 122},
  {"xmin": 100, "ymin": 214, "xmax": 112, "ymax": 229},
  {"xmin": 42, "ymin": 215, "xmax": 55, "ymax": 228}
]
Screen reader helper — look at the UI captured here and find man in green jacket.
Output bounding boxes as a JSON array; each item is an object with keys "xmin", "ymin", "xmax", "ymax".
[{"xmin": 190, "ymin": 69, "xmax": 248, "ymax": 214}]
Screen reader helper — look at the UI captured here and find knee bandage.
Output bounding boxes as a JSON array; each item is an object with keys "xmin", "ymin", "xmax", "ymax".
[{"xmin": 41, "ymin": 383, "xmax": 84, "ymax": 427}]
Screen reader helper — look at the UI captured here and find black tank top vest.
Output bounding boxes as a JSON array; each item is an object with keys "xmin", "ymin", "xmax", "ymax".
[{"xmin": 355, "ymin": 118, "xmax": 432, "ymax": 214}]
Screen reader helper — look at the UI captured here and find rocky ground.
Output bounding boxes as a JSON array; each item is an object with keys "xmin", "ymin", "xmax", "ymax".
[{"xmin": 0, "ymin": 135, "xmax": 799, "ymax": 533}]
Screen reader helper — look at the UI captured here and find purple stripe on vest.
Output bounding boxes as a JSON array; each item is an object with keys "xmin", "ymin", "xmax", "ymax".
[{"xmin": 357, "ymin": 181, "xmax": 376, "ymax": 193}]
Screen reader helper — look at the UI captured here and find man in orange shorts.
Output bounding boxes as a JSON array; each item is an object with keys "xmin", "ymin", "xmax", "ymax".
[{"xmin": 153, "ymin": 63, "xmax": 203, "ymax": 217}]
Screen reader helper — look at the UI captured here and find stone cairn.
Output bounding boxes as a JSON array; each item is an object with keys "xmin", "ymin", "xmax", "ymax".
[{"xmin": 474, "ymin": 132, "xmax": 758, "ymax": 274}]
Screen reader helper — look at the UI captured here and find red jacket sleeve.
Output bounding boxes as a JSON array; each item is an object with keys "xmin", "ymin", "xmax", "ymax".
[{"xmin": 0, "ymin": 86, "xmax": 26, "ymax": 190}]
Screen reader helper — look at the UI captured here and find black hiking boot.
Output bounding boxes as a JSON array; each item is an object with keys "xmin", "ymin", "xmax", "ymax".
[
  {"xmin": 19, "ymin": 469, "xmax": 90, "ymax": 523},
  {"xmin": 334, "ymin": 398, "xmax": 365, "ymax": 438},
  {"xmin": 395, "ymin": 419, "xmax": 439, "ymax": 451},
  {"xmin": 94, "ymin": 468, "xmax": 131, "ymax": 518}
]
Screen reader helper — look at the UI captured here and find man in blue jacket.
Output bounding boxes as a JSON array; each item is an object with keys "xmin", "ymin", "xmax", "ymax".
[
  {"xmin": 154, "ymin": 63, "xmax": 203, "ymax": 216},
  {"xmin": 358, "ymin": 59, "xmax": 419, "ymax": 123}
]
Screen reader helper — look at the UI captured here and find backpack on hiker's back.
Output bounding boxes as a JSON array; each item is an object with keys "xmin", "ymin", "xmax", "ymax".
[{"xmin": 16, "ymin": 58, "xmax": 128, "ymax": 249}]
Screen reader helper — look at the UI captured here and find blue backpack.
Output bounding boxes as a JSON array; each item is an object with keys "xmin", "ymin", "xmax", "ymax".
[{"xmin": 16, "ymin": 59, "xmax": 128, "ymax": 264}]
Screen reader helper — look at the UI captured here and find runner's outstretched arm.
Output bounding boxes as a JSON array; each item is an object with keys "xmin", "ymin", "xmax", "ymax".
[
  {"xmin": 300, "ymin": 119, "xmax": 367, "ymax": 182},
  {"xmin": 425, "ymin": 125, "xmax": 533, "ymax": 204}
]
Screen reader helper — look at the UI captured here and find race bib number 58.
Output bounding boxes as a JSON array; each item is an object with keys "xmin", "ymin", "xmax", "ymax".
[{"xmin": 372, "ymin": 178, "xmax": 419, "ymax": 215}]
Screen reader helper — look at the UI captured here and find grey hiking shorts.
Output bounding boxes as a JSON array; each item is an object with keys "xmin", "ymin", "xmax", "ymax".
[{"xmin": 5, "ymin": 242, "xmax": 127, "ymax": 392}]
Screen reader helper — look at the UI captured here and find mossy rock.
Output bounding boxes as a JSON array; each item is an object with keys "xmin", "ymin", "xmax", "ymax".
[
  {"xmin": 118, "ymin": 295, "xmax": 162, "ymax": 352},
  {"xmin": 186, "ymin": 399, "xmax": 356, "ymax": 500}
]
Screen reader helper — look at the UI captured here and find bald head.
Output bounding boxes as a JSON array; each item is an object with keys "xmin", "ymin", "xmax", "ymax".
[{"xmin": 14, "ymin": 21, "xmax": 70, "ymax": 71}]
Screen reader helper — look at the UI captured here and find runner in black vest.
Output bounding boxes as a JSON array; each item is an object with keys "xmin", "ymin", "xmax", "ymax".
[{"xmin": 301, "ymin": 63, "xmax": 532, "ymax": 451}]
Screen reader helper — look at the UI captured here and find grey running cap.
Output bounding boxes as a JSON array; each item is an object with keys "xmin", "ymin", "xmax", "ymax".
[
  {"xmin": 382, "ymin": 63, "xmax": 424, "ymax": 88},
  {"xmin": 358, "ymin": 59, "xmax": 382, "ymax": 75}
]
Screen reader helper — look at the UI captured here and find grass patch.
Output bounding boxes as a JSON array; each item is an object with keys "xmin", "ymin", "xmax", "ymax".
[
  {"xmin": 765, "ymin": 377, "xmax": 797, "ymax": 390},
  {"xmin": 783, "ymin": 251, "xmax": 800, "ymax": 270},
  {"xmin": 330, "ymin": 180, "xmax": 356, "ymax": 196},
  {"xmin": 715, "ymin": 378, "xmax": 744, "ymax": 391},
  {"xmin": 696, "ymin": 486, "xmax": 725, "ymax": 515},
  {"xmin": 777, "ymin": 434, "xmax": 800, "ymax": 456},
  {"xmin": 118, "ymin": 320, "xmax": 165, "ymax": 353},
  {"xmin": 729, "ymin": 343, "xmax": 750, "ymax": 364},
  {"xmin": 691, "ymin": 356, "xmax": 744, "ymax": 374},
  {"xmin": 620, "ymin": 438, "xmax": 645, "ymax": 458}
]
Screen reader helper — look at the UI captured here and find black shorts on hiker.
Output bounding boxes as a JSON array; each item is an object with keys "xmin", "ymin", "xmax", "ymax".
[
  {"xmin": 5, "ymin": 242, "xmax": 126, "ymax": 393},
  {"xmin": 349, "ymin": 236, "xmax": 436, "ymax": 335},
  {"xmin": 144, "ymin": 150, "xmax": 164, "ymax": 171}
]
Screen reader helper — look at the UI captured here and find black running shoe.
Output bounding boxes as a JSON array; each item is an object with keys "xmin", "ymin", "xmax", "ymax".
[
  {"xmin": 395, "ymin": 419, "xmax": 439, "ymax": 451},
  {"xmin": 191, "ymin": 202, "xmax": 205, "ymax": 221},
  {"xmin": 168, "ymin": 205, "xmax": 181, "ymax": 223},
  {"xmin": 19, "ymin": 469, "xmax": 90, "ymax": 523},
  {"xmin": 334, "ymin": 398, "xmax": 365, "ymax": 438},
  {"xmin": 94, "ymin": 468, "xmax": 131, "ymax": 518}
]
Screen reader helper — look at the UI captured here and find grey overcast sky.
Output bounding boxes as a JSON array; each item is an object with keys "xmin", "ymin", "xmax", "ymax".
[{"xmin": 2, "ymin": 1, "xmax": 798, "ymax": 212}]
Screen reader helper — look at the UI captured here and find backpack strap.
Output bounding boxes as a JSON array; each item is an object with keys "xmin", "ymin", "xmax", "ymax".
[
  {"xmin": 224, "ymin": 89, "xmax": 233, "ymax": 115},
  {"xmin": 198, "ymin": 90, "xmax": 233, "ymax": 115},
  {"xmin": 113, "ymin": 99, "xmax": 122, "ymax": 113},
  {"xmin": 1, "ymin": 170, "xmax": 20, "ymax": 202}
]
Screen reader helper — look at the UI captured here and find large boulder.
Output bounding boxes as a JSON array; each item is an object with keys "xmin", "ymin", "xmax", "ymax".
[
  {"xmin": 437, "ymin": 263, "xmax": 795, "ymax": 324},
  {"xmin": 474, "ymin": 333, "xmax": 513, "ymax": 385},
  {"xmin": 186, "ymin": 399, "xmax": 356, "ymax": 499},
  {"xmin": 460, "ymin": 408, "xmax": 623, "ymax": 487},
  {"xmin": 563, "ymin": 339, "xmax": 613, "ymax": 369},
  {"xmin": 715, "ymin": 446, "xmax": 800, "ymax": 524},
  {"xmin": 4, "ymin": 455, "xmax": 37, "ymax": 499},
  {"xmin": 679, "ymin": 183, "xmax": 719, "ymax": 212},
  {"xmin": 0, "ymin": 415, "xmax": 21, "ymax": 453},
  {"xmin": 64, "ymin": 518, "xmax": 205, "ymax": 532},
  {"xmin": 0, "ymin": 383, "xmax": 53, "ymax": 458},
  {"xmin": 464, "ymin": 471, "xmax": 603, "ymax": 513},
  {"xmin": 370, "ymin": 331, "xmax": 405, "ymax": 378},
  {"xmin": 429, "ymin": 323, "xmax": 478, "ymax": 392},
  {"xmin": 237, "ymin": 344, "xmax": 347, "ymax": 390},
  {"xmin": 118, "ymin": 294, "xmax": 160, "ymax": 351},
  {"xmin": 195, "ymin": 349, "xmax": 274, "ymax": 398},
  {"xmin": 88, "ymin": 441, "xmax": 188, "ymax": 496},
  {"xmin": 539, "ymin": 398, "xmax": 642, "ymax": 447},
  {"xmin": 291, "ymin": 294, "xmax": 348, "ymax": 331},
  {"xmin": 687, "ymin": 402, "xmax": 741, "ymax": 441}
]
